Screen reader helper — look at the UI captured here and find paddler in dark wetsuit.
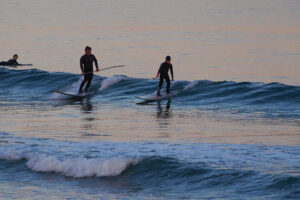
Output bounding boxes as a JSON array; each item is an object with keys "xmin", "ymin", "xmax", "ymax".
[
  {"xmin": 0, "ymin": 54, "xmax": 23, "ymax": 67},
  {"xmin": 78, "ymin": 46, "xmax": 99, "ymax": 93},
  {"xmin": 153, "ymin": 56, "xmax": 174, "ymax": 96}
]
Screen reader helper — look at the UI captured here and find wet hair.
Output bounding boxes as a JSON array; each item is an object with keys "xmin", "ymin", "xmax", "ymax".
[
  {"xmin": 166, "ymin": 56, "xmax": 171, "ymax": 61},
  {"xmin": 13, "ymin": 54, "xmax": 18, "ymax": 57},
  {"xmin": 85, "ymin": 46, "xmax": 92, "ymax": 51}
]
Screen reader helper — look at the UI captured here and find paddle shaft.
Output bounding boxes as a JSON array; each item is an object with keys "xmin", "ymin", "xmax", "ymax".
[{"xmin": 84, "ymin": 65, "xmax": 126, "ymax": 75}]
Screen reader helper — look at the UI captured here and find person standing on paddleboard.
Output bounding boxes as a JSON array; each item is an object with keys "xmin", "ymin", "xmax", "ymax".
[
  {"xmin": 78, "ymin": 46, "xmax": 99, "ymax": 93},
  {"xmin": 153, "ymin": 56, "xmax": 174, "ymax": 96}
]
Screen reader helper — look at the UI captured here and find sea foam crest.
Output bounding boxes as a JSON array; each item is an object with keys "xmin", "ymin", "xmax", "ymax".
[
  {"xmin": 0, "ymin": 149, "xmax": 140, "ymax": 178},
  {"xmin": 0, "ymin": 149, "xmax": 24, "ymax": 160},
  {"xmin": 183, "ymin": 80, "xmax": 200, "ymax": 91},
  {"xmin": 49, "ymin": 77, "xmax": 83, "ymax": 99},
  {"xmin": 63, "ymin": 76, "xmax": 84, "ymax": 93},
  {"xmin": 99, "ymin": 75, "xmax": 128, "ymax": 91}
]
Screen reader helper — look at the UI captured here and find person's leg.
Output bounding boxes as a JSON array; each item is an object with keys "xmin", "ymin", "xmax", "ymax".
[
  {"xmin": 166, "ymin": 75, "xmax": 171, "ymax": 93},
  {"xmin": 84, "ymin": 73, "xmax": 93, "ymax": 92},
  {"xmin": 157, "ymin": 76, "xmax": 164, "ymax": 96},
  {"xmin": 79, "ymin": 75, "xmax": 88, "ymax": 93}
]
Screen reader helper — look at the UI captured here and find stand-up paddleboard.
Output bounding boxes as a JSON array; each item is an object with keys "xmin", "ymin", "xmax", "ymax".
[
  {"xmin": 52, "ymin": 90, "xmax": 86, "ymax": 100},
  {"xmin": 3, "ymin": 64, "xmax": 33, "ymax": 68},
  {"xmin": 137, "ymin": 92, "xmax": 175, "ymax": 102}
]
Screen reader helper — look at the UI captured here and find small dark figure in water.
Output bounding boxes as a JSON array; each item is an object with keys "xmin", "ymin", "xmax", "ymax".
[
  {"xmin": 153, "ymin": 56, "xmax": 174, "ymax": 96},
  {"xmin": 0, "ymin": 54, "xmax": 23, "ymax": 67},
  {"xmin": 79, "ymin": 46, "xmax": 99, "ymax": 93}
]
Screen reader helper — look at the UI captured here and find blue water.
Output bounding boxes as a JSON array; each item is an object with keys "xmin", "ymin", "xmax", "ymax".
[
  {"xmin": 1, "ymin": 67, "xmax": 299, "ymax": 108},
  {"xmin": 0, "ymin": 67, "xmax": 300, "ymax": 199}
]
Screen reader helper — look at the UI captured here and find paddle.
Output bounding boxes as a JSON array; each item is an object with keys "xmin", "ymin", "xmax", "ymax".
[{"xmin": 84, "ymin": 65, "xmax": 126, "ymax": 75}]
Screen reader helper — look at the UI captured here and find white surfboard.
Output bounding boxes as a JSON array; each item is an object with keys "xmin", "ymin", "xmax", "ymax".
[
  {"xmin": 137, "ymin": 92, "xmax": 175, "ymax": 101},
  {"xmin": 52, "ymin": 90, "xmax": 86, "ymax": 100}
]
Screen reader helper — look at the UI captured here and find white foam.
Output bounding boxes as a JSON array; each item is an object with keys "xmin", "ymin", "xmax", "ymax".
[
  {"xmin": 62, "ymin": 77, "xmax": 83, "ymax": 93},
  {"xmin": 0, "ymin": 149, "xmax": 24, "ymax": 160},
  {"xmin": 0, "ymin": 149, "xmax": 140, "ymax": 178},
  {"xmin": 183, "ymin": 80, "xmax": 199, "ymax": 91},
  {"xmin": 26, "ymin": 155, "xmax": 139, "ymax": 177},
  {"xmin": 49, "ymin": 77, "xmax": 83, "ymax": 99},
  {"xmin": 99, "ymin": 75, "xmax": 128, "ymax": 91}
]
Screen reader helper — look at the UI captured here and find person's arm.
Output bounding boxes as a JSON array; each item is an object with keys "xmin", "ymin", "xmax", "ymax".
[
  {"xmin": 15, "ymin": 61, "xmax": 32, "ymax": 66},
  {"xmin": 153, "ymin": 64, "xmax": 162, "ymax": 80},
  {"xmin": 80, "ymin": 56, "xmax": 85, "ymax": 75},
  {"xmin": 14, "ymin": 60, "xmax": 21, "ymax": 66},
  {"xmin": 93, "ymin": 55, "xmax": 99, "ymax": 71},
  {"xmin": 170, "ymin": 64, "xmax": 174, "ymax": 81}
]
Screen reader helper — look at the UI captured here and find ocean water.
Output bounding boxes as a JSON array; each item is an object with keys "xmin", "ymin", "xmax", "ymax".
[
  {"xmin": 1, "ymin": 0, "xmax": 300, "ymax": 199},
  {"xmin": 0, "ymin": 68, "xmax": 299, "ymax": 199}
]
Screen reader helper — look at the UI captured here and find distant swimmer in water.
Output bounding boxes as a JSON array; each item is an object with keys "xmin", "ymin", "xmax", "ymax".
[
  {"xmin": 78, "ymin": 46, "xmax": 99, "ymax": 94},
  {"xmin": 0, "ymin": 54, "xmax": 28, "ymax": 67},
  {"xmin": 153, "ymin": 56, "xmax": 174, "ymax": 96}
]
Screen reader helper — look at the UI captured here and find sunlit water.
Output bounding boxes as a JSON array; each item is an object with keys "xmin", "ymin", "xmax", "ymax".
[{"xmin": 0, "ymin": 0, "xmax": 300, "ymax": 199}]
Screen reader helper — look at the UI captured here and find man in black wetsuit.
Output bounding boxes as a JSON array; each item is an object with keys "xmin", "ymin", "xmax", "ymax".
[
  {"xmin": 78, "ymin": 46, "xmax": 99, "ymax": 93},
  {"xmin": 153, "ymin": 56, "xmax": 174, "ymax": 96},
  {"xmin": 0, "ymin": 54, "xmax": 23, "ymax": 66}
]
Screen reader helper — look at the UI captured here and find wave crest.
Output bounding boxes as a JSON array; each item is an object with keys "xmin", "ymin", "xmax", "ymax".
[
  {"xmin": 0, "ymin": 149, "xmax": 140, "ymax": 178},
  {"xmin": 99, "ymin": 75, "xmax": 128, "ymax": 91}
]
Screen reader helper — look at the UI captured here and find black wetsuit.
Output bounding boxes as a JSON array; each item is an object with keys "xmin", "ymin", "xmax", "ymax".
[
  {"xmin": 157, "ymin": 62, "xmax": 174, "ymax": 95},
  {"xmin": 0, "ymin": 59, "xmax": 20, "ymax": 66},
  {"xmin": 79, "ymin": 54, "xmax": 99, "ymax": 93}
]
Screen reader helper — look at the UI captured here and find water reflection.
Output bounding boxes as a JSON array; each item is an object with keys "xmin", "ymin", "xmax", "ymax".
[
  {"xmin": 80, "ymin": 100, "xmax": 96, "ymax": 132},
  {"xmin": 155, "ymin": 100, "xmax": 173, "ymax": 138},
  {"xmin": 81, "ymin": 100, "xmax": 93, "ymax": 113},
  {"xmin": 156, "ymin": 100, "xmax": 172, "ymax": 119}
]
